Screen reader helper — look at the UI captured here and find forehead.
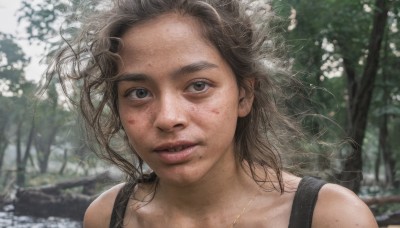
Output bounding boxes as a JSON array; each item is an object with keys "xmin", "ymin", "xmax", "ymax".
[
  {"xmin": 119, "ymin": 13, "xmax": 208, "ymax": 54},
  {"xmin": 117, "ymin": 13, "xmax": 226, "ymax": 75}
]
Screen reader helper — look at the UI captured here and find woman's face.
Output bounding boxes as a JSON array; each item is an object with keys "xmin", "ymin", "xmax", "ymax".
[{"xmin": 117, "ymin": 13, "xmax": 252, "ymax": 186}]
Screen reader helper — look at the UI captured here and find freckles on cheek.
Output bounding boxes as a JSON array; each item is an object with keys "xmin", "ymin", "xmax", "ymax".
[
  {"xmin": 189, "ymin": 98, "xmax": 224, "ymax": 115},
  {"xmin": 190, "ymin": 105, "xmax": 221, "ymax": 115}
]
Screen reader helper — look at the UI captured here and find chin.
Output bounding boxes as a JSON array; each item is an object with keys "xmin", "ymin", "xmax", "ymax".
[{"xmin": 156, "ymin": 165, "xmax": 208, "ymax": 187}]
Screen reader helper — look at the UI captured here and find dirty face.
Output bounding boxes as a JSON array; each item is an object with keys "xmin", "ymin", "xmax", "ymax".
[{"xmin": 117, "ymin": 13, "xmax": 252, "ymax": 186}]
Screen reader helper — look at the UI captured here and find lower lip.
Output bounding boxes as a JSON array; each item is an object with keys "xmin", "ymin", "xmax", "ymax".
[{"xmin": 155, "ymin": 145, "xmax": 197, "ymax": 164}]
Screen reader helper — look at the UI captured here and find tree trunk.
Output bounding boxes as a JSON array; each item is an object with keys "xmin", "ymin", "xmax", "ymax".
[
  {"xmin": 374, "ymin": 147, "xmax": 381, "ymax": 183},
  {"xmin": 16, "ymin": 117, "xmax": 24, "ymax": 187},
  {"xmin": 378, "ymin": 24, "xmax": 395, "ymax": 188},
  {"xmin": 59, "ymin": 149, "xmax": 68, "ymax": 175},
  {"xmin": 38, "ymin": 129, "xmax": 57, "ymax": 174},
  {"xmin": 23, "ymin": 118, "xmax": 35, "ymax": 167},
  {"xmin": 0, "ymin": 119, "xmax": 8, "ymax": 176},
  {"xmin": 15, "ymin": 116, "xmax": 35, "ymax": 187},
  {"xmin": 0, "ymin": 142, "xmax": 8, "ymax": 177},
  {"xmin": 338, "ymin": 0, "xmax": 389, "ymax": 193},
  {"xmin": 378, "ymin": 100, "xmax": 392, "ymax": 186},
  {"xmin": 35, "ymin": 106, "xmax": 59, "ymax": 174}
]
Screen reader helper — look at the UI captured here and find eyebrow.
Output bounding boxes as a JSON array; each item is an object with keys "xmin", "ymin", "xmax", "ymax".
[
  {"xmin": 173, "ymin": 61, "xmax": 218, "ymax": 78},
  {"xmin": 116, "ymin": 73, "xmax": 149, "ymax": 83},
  {"xmin": 117, "ymin": 61, "xmax": 218, "ymax": 82}
]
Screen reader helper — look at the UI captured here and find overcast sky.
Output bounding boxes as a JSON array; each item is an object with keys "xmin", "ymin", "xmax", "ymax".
[
  {"xmin": 0, "ymin": 0, "xmax": 47, "ymax": 82},
  {"xmin": 0, "ymin": 1, "xmax": 20, "ymax": 35}
]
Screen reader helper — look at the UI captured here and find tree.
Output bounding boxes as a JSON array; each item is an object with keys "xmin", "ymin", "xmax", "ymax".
[
  {"xmin": 372, "ymin": 11, "xmax": 400, "ymax": 187},
  {"xmin": 15, "ymin": 0, "xmax": 103, "ymax": 178},
  {"xmin": 338, "ymin": 0, "xmax": 389, "ymax": 193},
  {"xmin": 33, "ymin": 82, "xmax": 71, "ymax": 174},
  {"xmin": 280, "ymin": 0, "xmax": 397, "ymax": 192},
  {"xmin": 14, "ymin": 83, "xmax": 37, "ymax": 186},
  {"xmin": 0, "ymin": 32, "xmax": 31, "ymax": 185}
]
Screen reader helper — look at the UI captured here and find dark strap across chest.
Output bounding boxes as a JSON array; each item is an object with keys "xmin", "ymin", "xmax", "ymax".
[
  {"xmin": 109, "ymin": 176, "xmax": 326, "ymax": 228},
  {"xmin": 109, "ymin": 182, "xmax": 135, "ymax": 228},
  {"xmin": 288, "ymin": 176, "xmax": 326, "ymax": 228}
]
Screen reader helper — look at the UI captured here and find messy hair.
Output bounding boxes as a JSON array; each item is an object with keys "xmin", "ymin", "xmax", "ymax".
[{"xmin": 49, "ymin": 0, "xmax": 306, "ymax": 195}]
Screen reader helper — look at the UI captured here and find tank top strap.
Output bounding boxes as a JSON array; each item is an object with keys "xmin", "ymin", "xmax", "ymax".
[
  {"xmin": 109, "ymin": 182, "xmax": 135, "ymax": 228},
  {"xmin": 288, "ymin": 176, "xmax": 326, "ymax": 228}
]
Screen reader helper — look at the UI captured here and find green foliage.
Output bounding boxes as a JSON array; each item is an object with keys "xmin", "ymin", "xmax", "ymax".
[
  {"xmin": 0, "ymin": 33, "xmax": 29, "ymax": 94},
  {"xmin": 17, "ymin": 0, "xmax": 69, "ymax": 44},
  {"xmin": 17, "ymin": 0, "xmax": 101, "ymax": 51},
  {"xmin": 0, "ymin": 33, "xmax": 31, "ymax": 182},
  {"xmin": 0, "ymin": 1, "xmax": 104, "ymax": 189},
  {"xmin": 275, "ymin": 0, "xmax": 400, "ymax": 191}
]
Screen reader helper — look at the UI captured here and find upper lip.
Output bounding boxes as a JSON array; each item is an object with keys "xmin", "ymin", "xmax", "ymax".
[{"xmin": 153, "ymin": 141, "xmax": 197, "ymax": 152}]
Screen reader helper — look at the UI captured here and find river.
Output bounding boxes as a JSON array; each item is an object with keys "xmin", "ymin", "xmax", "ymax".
[{"xmin": 0, "ymin": 212, "xmax": 81, "ymax": 228}]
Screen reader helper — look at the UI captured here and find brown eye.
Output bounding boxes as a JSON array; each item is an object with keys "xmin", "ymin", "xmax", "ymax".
[
  {"xmin": 135, "ymin": 89, "xmax": 149, "ymax": 98},
  {"xmin": 193, "ymin": 81, "xmax": 206, "ymax": 91},
  {"xmin": 126, "ymin": 88, "xmax": 152, "ymax": 100},
  {"xmin": 187, "ymin": 81, "xmax": 210, "ymax": 93}
]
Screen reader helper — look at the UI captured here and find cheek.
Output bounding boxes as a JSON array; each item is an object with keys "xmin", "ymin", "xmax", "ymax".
[
  {"xmin": 119, "ymin": 106, "xmax": 135, "ymax": 127},
  {"xmin": 189, "ymin": 101, "xmax": 221, "ymax": 116},
  {"xmin": 122, "ymin": 116, "xmax": 146, "ymax": 133},
  {"xmin": 188, "ymin": 102, "xmax": 221, "ymax": 116},
  {"xmin": 189, "ymin": 97, "xmax": 238, "ymax": 126},
  {"xmin": 119, "ymin": 107, "xmax": 151, "ymax": 142},
  {"xmin": 210, "ymin": 108, "xmax": 220, "ymax": 115},
  {"xmin": 197, "ymin": 86, "xmax": 239, "ymax": 116},
  {"xmin": 119, "ymin": 101, "xmax": 152, "ymax": 125},
  {"xmin": 127, "ymin": 119, "xmax": 136, "ymax": 125}
]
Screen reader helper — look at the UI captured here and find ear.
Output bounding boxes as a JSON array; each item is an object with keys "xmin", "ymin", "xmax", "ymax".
[{"xmin": 238, "ymin": 78, "xmax": 255, "ymax": 117}]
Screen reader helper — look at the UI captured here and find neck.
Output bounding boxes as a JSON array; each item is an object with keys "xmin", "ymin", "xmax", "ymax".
[{"xmin": 154, "ymin": 161, "xmax": 258, "ymax": 216}]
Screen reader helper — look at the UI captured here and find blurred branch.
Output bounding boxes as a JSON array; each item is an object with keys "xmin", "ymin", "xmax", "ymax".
[
  {"xmin": 362, "ymin": 195, "xmax": 400, "ymax": 206},
  {"xmin": 21, "ymin": 171, "xmax": 111, "ymax": 195},
  {"xmin": 13, "ymin": 171, "xmax": 113, "ymax": 220}
]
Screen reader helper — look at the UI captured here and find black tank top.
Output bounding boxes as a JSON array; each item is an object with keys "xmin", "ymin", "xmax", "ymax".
[{"xmin": 109, "ymin": 176, "xmax": 326, "ymax": 228}]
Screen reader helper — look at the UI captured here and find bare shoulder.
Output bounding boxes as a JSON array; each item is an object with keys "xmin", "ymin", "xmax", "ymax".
[
  {"xmin": 313, "ymin": 183, "xmax": 378, "ymax": 228},
  {"xmin": 83, "ymin": 183, "xmax": 125, "ymax": 228}
]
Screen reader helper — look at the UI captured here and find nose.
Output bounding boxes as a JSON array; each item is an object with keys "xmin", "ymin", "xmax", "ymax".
[{"xmin": 153, "ymin": 94, "xmax": 187, "ymax": 132}]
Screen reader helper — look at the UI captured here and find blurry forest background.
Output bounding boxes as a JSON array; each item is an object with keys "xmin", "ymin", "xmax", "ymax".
[{"xmin": 0, "ymin": 0, "xmax": 399, "ymax": 226}]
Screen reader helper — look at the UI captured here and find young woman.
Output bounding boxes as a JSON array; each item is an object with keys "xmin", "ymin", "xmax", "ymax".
[{"xmin": 50, "ymin": 0, "xmax": 378, "ymax": 227}]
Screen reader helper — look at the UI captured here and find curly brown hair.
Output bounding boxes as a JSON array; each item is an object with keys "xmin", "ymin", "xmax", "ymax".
[{"xmin": 49, "ymin": 0, "xmax": 307, "ymax": 194}]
